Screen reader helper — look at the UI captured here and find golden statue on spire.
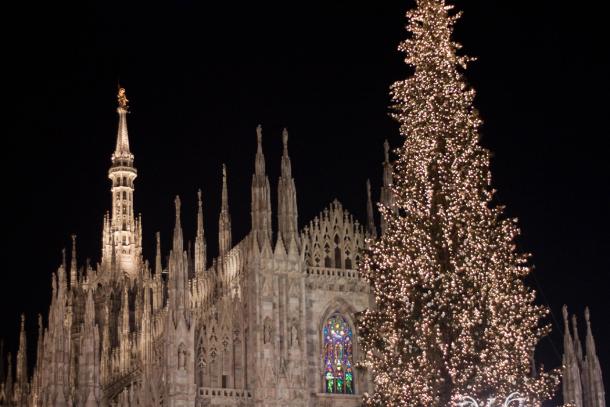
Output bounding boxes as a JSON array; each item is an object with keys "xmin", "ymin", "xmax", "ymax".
[{"xmin": 118, "ymin": 86, "xmax": 129, "ymax": 109}]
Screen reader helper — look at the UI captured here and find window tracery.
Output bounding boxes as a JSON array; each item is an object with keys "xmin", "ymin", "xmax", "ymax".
[{"xmin": 322, "ymin": 314, "xmax": 354, "ymax": 394}]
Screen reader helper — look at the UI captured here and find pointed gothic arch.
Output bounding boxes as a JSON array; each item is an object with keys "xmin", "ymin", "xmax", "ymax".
[
  {"xmin": 322, "ymin": 314, "xmax": 354, "ymax": 394},
  {"xmin": 196, "ymin": 328, "xmax": 208, "ymax": 388},
  {"xmin": 318, "ymin": 297, "xmax": 359, "ymax": 395}
]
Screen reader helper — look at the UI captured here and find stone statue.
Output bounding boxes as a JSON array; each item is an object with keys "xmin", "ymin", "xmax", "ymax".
[
  {"xmin": 178, "ymin": 344, "xmax": 187, "ymax": 370},
  {"xmin": 263, "ymin": 318, "xmax": 272, "ymax": 344},
  {"xmin": 290, "ymin": 325, "xmax": 299, "ymax": 348},
  {"xmin": 118, "ymin": 87, "xmax": 129, "ymax": 109}
]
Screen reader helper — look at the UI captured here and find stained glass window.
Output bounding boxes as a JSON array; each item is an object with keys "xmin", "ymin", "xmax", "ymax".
[{"xmin": 322, "ymin": 314, "xmax": 354, "ymax": 394}]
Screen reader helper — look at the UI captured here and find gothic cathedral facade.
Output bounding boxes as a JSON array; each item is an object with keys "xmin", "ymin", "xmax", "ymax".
[{"xmin": 0, "ymin": 89, "xmax": 384, "ymax": 407}]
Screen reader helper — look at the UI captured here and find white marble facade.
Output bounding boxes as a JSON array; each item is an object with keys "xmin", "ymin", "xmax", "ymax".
[{"xmin": 0, "ymin": 91, "xmax": 381, "ymax": 407}]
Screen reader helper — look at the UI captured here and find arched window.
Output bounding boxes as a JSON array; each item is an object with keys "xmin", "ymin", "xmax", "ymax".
[
  {"xmin": 322, "ymin": 314, "xmax": 354, "ymax": 394},
  {"xmin": 197, "ymin": 342, "xmax": 206, "ymax": 387},
  {"xmin": 334, "ymin": 247, "xmax": 342, "ymax": 268}
]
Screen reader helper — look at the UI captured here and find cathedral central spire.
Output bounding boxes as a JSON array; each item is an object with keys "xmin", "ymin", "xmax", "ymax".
[
  {"xmin": 113, "ymin": 87, "xmax": 132, "ymax": 159},
  {"xmin": 104, "ymin": 87, "xmax": 140, "ymax": 278}
]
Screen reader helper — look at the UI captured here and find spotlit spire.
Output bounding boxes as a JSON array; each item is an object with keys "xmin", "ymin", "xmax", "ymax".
[
  {"xmin": 278, "ymin": 128, "xmax": 298, "ymax": 249},
  {"xmin": 106, "ymin": 86, "xmax": 139, "ymax": 278},
  {"xmin": 114, "ymin": 87, "xmax": 132, "ymax": 159},
  {"xmin": 195, "ymin": 189, "xmax": 207, "ymax": 275},
  {"xmin": 219, "ymin": 164, "xmax": 232, "ymax": 256},
  {"xmin": 251, "ymin": 125, "xmax": 272, "ymax": 244},
  {"xmin": 173, "ymin": 196, "xmax": 183, "ymax": 253}
]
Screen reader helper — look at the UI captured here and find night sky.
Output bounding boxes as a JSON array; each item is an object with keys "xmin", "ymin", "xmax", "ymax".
[{"xmin": 1, "ymin": 0, "xmax": 608, "ymax": 395}]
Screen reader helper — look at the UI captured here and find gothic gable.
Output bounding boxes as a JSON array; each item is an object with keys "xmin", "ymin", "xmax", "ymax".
[{"xmin": 301, "ymin": 200, "xmax": 365, "ymax": 271}]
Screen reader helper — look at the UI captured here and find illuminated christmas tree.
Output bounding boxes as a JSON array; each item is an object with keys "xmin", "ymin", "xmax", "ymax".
[{"xmin": 359, "ymin": 1, "xmax": 559, "ymax": 406}]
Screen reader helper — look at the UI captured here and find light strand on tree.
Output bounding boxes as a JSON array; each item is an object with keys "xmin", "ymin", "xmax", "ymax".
[{"xmin": 358, "ymin": 1, "xmax": 560, "ymax": 406}]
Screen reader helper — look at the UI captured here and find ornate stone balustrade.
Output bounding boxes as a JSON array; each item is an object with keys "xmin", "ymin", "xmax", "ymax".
[
  {"xmin": 306, "ymin": 266, "xmax": 361, "ymax": 280},
  {"xmin": 198, "ymin": 386, "xmax": 252, "ymax": 399}
]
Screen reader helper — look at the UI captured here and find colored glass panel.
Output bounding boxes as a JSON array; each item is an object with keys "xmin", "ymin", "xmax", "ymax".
[{"xmin": 322, "ymin": 314, "xmax": 354, "ymax": 394}]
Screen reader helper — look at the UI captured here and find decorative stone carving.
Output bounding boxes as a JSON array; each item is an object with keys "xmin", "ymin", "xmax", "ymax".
[{"xmin": 0, "ymin": 104, "xmax": 384, "ymax": 407}]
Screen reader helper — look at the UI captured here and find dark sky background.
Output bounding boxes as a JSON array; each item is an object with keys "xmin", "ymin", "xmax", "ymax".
[{"xmin": 1, "ymin": 0, "xmax": 608, "ymax": 398}]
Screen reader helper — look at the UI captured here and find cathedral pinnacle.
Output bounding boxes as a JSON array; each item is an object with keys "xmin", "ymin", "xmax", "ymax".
[
  {"xmin": 70, "ymin": 234, "xmax": 77, "ymax": 288},
  {"xmin": 282, "ymin": 127, "xmax": 289, "ymax": 152},
  {"xmin": 173, "ymin": 196, "xmax": 183, "ymax": 253},
  {"xmin": 16, "ymin": 314, "xmax": 27, "ymax": 387},
  {"xmin": 219, "ymin": 164, "xmax": 232, "ymax": 256},
  {"xmin": 278, "ymin": 128, "xmax": 298, "ymax": 249},
  {"xmin": 366, "ymin": 179, "xmax": 377, "ymax": 238},
  {"xmin": 155, "ymin": 231, "xmax": 162, "ymax": 275},
  {"xmin": 562, "ymin": 306, "xmax": 606, "ymax": 407},
  {"xmin": 195, "ymin": 189, "xmax": 207, "ymax": 274},
  {"xmin": 175, "ymin": 195, "xmax": 181, "ymax": 220},
  {"xmin": 256, "ymin": 124, "xmax": 263, "ymax": 151},
  {"xmin": 380, "ymin": 139, "xmax": 396, "ymax": 235},
  {"xmin": 383, "ymin": 139, "xmax": 390, "ymax": 163},
  {"xmin": 251, "ymin": 125, "xmax": 272, "ymax": 244},
  {"xmin": 584, "ymin": 307, "xmax": 597, "ymax": 356},
  {"xmin": 281, "ymin": 128, "xmax": 292, "ymax": 178},
  {"xmin": 254, "ymin": 124, "xmax": 266, "ymax": 176}
]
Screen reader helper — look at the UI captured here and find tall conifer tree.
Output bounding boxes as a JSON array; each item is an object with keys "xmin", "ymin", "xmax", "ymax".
[{"xmin": 359, "ymin": 1, "xmax": 559, "ymax": 405}]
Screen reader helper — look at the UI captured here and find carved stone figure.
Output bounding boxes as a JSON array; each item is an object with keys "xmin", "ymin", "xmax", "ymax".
[
  {"xmin": 117, "ymin": 87, "xmax": 129, "ymax": 108},
  {"xmin": 263, "ymin": 318, "xmax": 273, "ymax": 345},
  {"xmin": 290, "ymin": 325, "xmax": 299, "ymax": 348}
]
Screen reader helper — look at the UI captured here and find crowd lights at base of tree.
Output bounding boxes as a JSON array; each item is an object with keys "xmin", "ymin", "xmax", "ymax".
[{"xmin": 457, "ymin": 392, "xmax": 528, "ymax": 407}]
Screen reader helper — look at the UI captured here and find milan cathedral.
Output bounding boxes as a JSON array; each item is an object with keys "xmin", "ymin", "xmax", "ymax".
[
  {"xmin": 0, "ymin": 89, "xmax": 375, "ymax": 406},
  {"xmin": 0, "ymin": 89, "xmax": 605, "ymax": 406}
]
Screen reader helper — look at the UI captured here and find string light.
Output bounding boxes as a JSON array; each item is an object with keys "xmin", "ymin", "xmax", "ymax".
[{"xmin": 359, "ymin": 1, "xmax": 559, "ymax": 406}]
